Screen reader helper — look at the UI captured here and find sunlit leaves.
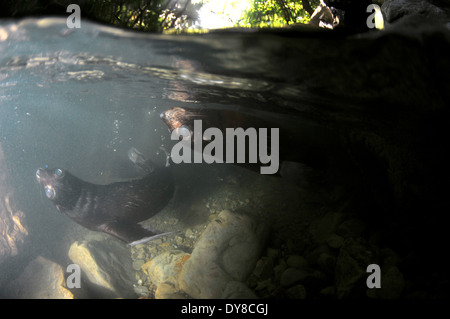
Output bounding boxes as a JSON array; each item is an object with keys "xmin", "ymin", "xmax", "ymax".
[
  {"xmin": 239, "ymin": 0, "xmax": 320, "ymax": 27},
  {"xmin": 80, "ymin": 0, "xmax": 201, "ymax": 32}
]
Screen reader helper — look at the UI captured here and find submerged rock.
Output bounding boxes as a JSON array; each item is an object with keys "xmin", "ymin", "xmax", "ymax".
[
  {"xmin": 144, "ymin": 249, "xmax": 190, "ymax": 287},
  {"xmin": 179, "ymin": 210, "xmax": 269, "ymax": 298},
  {"xmin": 253, "ymin": 256, "xmax": 274, "ymax": 280},
  {"xmin": 337, "ymin": 219, "xmax": 366, "ymax": 238},
  {"xmin": 6, "ymin": 256, "xmax": 73, "ymax": 299},
  {"xmin": 286, "ymin": 255, "xmax": 308, "ymax": 269},
  {"xmin": 280, "ymin": 268, "xmax": 305, "ymax": 287},
  {"xmin": 68, "ymin": 239, "xmax": 136, "ymax": 298},
  {"xmin": 280, "ymin": 267, "xmax": 325, "ymax": 287},
  {"xmin": 132, "ymin": 259, "xmax": 145, "ymax": 270},
  {"xmin": 309, "ymin": 212, "xmax": 346, "ymax": 244},
  {"xmin": 155, "ymin": 282, "xmax": 188, "ymax": 299},
  {"xmin": 382, "ymin": 0, "xmax": 450, "ymax": 26},
  {"xmin": 326, "ymin": 234, "xmax": 345, "ymax": 249},
  {"xmin": 335, "ymin": 238, "xmax": 377, "ymax": 299},
  {"xmin": 0, "ymin": 147, "xmax": 28, "ymax": 264},
  {"xmin": 221, "ymin": 281, "xmax": 258, "ymax": 299},
  {"xmin": 274, "ymin": 261, "xmax": 288, "ymax": 282},
  {"xmin": 286, "ymin": 284, "xmax": 307, "ymax": 299},
  {"xmin": 366, "ymin": 265, "xmax": 405, "ymax": 299},
  {"xmin": 133, "ymin": 285, "xmax": 149, "ymax": 297}
]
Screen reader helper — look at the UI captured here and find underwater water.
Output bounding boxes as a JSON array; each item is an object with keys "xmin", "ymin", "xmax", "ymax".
[
  {"xmin": 0, "ymin": 18, "xmax": 448, "ymax": 299},
  {"xmin": 0, "ymin": 18, "xmax": 324, "ymax": 299}
]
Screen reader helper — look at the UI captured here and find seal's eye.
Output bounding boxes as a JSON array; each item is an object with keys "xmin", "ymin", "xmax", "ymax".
[
  {"xmin": 45, "ymin": 186, "xmax": 56, "ymax": 200},
  {"xmin": 55, "ymin": 169, "xmax": 64, "ymax": 177}
]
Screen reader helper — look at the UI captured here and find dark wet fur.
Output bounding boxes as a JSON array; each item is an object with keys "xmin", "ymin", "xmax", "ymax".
[{"xmin": 36, "ymin": 166, "xmax": 174, "ymax": 244}]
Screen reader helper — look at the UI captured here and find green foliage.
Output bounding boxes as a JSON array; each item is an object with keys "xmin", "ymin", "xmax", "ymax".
[
  {"xmin": 239, "ymin": 0, "xmax": 320, "ymax": 27},
  {"xmin": 1, "ymin": 0, "xmax": 320, "ymax": 31},
  {"xmin": 82, "ymin": 0, "xmax": 202, "ymax": 32},
  {"xmin": 0, "ymin": 0, "xmax": 201, "ymax": 32}
]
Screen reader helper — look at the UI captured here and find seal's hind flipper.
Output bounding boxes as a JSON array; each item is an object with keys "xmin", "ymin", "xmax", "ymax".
[
  {"xmin": 128, "ymin": 231, "xmax": 175, "ymax": 246},
  {"xmin": 98, "ymin": 221, "xmax": 173, "ymax": 246}
]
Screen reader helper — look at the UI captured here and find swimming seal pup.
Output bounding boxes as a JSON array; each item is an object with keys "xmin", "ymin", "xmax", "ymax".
[
  {"xmin": 36, "ymin": 148, "xmax": 174, "ymax": 245},
  {"xmin": 160, "ymin": 106, "xmax": 339, "ymax": 171}
]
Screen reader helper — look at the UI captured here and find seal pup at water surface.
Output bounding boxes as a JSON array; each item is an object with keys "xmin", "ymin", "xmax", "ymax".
[
  {"xmin": 36, "ymin": 148, "xmax": 174, "ymax": 245},
  {"xmin": 159, "ymin": 106, "xmax": 339, "ymax": 171}
]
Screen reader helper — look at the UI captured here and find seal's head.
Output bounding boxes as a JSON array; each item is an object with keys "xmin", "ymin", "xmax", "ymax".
[
  {"xmin": 160, "ymin": 107, "xmax": 187, "ymax": 131},
  {"xmin": 36, "ymin": 167, "xmax": 82, "ymax": 211},
  {"xmin": 160, "ymin": 107, "xmax": 203, "ymax": 131}
]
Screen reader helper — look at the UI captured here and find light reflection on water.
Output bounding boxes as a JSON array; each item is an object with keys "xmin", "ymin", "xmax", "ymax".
[{"xmin": 0, "ymin": 18, "xmax": 315, "ymax": 298}]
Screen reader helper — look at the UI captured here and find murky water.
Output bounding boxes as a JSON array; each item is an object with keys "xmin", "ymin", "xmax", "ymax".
[
  {"xmin": 1, "ymin": 18, "xmax": 326, "ymax": 299},
  {"xmin": 0, "ymin": 18, "xmax": 447, "ymax": 299}
]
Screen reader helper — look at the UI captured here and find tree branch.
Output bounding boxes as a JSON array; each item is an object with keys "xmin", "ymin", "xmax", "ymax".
[
  {"xmin": 275, "ymin": 0, "xmax": 293, "ymax": 23},
  {"xmin": 302, "ymin": 0, "xmax": 314, "ymax": 16}
]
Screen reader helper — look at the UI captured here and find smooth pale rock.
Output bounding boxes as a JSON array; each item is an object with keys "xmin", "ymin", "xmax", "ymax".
[
  {"xmin": 144, "ymin": 250, "xmax": 190, "ymax": 287},
  {"xmin": 133, "ymin": 285, "xmax": 149, "ymax": 297},
  {"xmin": 181, "ymin": 259, "xmax": 231, "ymax": 298},
  {"xmin": 6, "ymin": 256, "xmax": 73, "ymax": 299},
  {"xmin": 221, "ymin": 281, "xmax": 258, "ymax": 299},
  {"xmin": 155, "ymin": 282, "xmax": 188, "ymax": 299},
  {"xmin": 179, "ymin": 210, "xmax": 269, "ymax": 298},
  {"xmin": 68, "ymin": 239, "xmax": 136, "ymax": 298}
]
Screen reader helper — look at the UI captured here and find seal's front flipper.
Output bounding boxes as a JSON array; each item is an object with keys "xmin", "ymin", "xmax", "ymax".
[
  {"xmin": 99, "ymin": 221, "xmax": 174, "ymax": 246},
  {"xmin": 159, "ymin": 146, "xmax": 172, "ymax": 167},
  {"xmin": 128, "ymin": 147, "xmax": 155, "ymax": 174}
]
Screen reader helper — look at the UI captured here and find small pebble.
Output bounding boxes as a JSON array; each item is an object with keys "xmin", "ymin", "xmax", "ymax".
[
  {"xmin": 133, "ymin": 259, "xmax": 145, "ymax": 270},
  {"xmin": 326, "ymin": 234, "xmax": 344, "ymax": 249},
  {"xmin": 253, "ymin": 257, "xmax": 274, "ymax": 279},
  {"xmin": 280, "ymin": 268, "xmax": 304, "ymax": 286},
  {"xmin": 185, "ymin": 228, "xmax": 194, "ymax": 238},
  {"xmin": 286, "ymin": 284, "xmax": 307, "ymax": 299}
]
